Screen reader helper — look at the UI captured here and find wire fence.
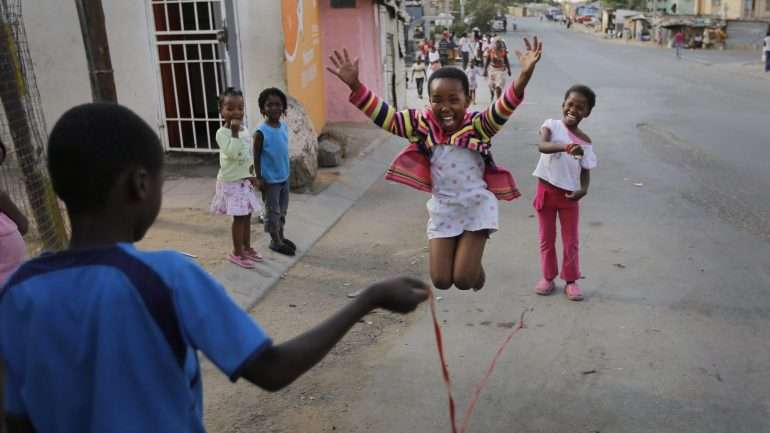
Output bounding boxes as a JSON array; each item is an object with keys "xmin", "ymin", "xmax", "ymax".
[{"xmin": 0, "ymin": 1, "xmax": 68, "ymax": 252}]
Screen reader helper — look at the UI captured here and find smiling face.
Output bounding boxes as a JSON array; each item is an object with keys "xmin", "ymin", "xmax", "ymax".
[
  {"xmin": 220, "ymin": 95, "xmax": 244, "ymax": 125},
  {"xmin": 562, "ymin": 91, "xmax": 591, "ymax": 127},
  {"xmin": 261, "ymin": 94, "xmax": 285, "ymax": 123},
  {"xmin": 429, "ymin": 78, "xmax": 470, "ymax": 133}
]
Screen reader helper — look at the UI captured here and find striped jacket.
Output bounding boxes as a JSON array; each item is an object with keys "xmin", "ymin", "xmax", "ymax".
[{"xmin": 349, "ymin": 83, "xmax": 523, "ymax": 201}]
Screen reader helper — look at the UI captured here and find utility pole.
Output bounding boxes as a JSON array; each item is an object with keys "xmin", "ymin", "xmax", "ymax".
[
  {"xmin": 460, "ymin": 0, "xmax": 465, "ymax": 22},
  {"xmin": 74, "ymin": 0, "xmax": 117, "ymax": 102}
]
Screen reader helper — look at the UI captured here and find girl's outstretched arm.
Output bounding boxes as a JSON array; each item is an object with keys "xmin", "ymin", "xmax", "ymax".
[
  {"xmin": 475, "ymin": 37, "xmax": 543, "ymax": 140},
  {"xmin": 328, "ymin": 48, "xmax": 420, "ymax": 140}
]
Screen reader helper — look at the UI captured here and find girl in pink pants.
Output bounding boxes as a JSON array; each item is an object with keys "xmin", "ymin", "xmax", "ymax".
[
  {"xmin": 532, "ymin": 85, "xmax": 597, "ymax": 301},
  {"xmin": 0, "ymin": 140, "xmax": 28, "ymax": 286}
]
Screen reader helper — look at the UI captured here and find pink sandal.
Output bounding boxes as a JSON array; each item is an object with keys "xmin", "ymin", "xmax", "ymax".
[
  {"xmin": 227, "ymin": 253, "xmax": 256, "ymax": 269},
  {"xmin": 565, "ymin": 282, "xmax": 584, "ymax": 301},
  {"xmin": 243, "ymin": 248, "xmax": 264, "ymax": 262},
  {"xmin": 534, "ymin": 278, "xmax": 556, "ymax": 296}
]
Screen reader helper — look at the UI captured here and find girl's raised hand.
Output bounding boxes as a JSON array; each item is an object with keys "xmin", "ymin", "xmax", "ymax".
[
  {"xmin": 514, "ymin": 36, "xmax": 543, "ymax": 74},
  {"xmin": 326, "ymin": 49, "xmax": 361, "ymax": 91}
]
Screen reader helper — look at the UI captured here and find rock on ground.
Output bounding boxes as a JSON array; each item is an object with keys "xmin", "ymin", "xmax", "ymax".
[
  {"xmin": 285, "ymin": 96, "xmax": 318, "ymax": 190},
  {"xmin": 317, "ymin": 137, "xmax": 343, "ymax": 167}
]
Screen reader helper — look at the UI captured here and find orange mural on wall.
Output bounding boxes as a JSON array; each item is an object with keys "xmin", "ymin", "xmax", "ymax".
[{"xmin": 282, "ymin": 0, "xmax": 326, "ymax": 131}]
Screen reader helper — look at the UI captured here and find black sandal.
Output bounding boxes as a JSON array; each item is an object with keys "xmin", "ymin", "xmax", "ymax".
[{"xmin": 270, "ymin": 242, "xmax": 295, "ymax": 256}]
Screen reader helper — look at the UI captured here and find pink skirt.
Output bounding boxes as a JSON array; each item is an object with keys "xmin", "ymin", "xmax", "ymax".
[
  {"xmin": 210, "ymin": 179, "xmax": 262, "ymax": 217},
  {"xmin": 0, "ymin": 212, "xmax": 26, "ymax": 285}
]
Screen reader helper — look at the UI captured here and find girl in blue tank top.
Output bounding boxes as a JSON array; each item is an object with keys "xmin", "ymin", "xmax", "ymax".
[{"xmin": 254, "ymin": 88, "xmax": 296, "ymax": 256}]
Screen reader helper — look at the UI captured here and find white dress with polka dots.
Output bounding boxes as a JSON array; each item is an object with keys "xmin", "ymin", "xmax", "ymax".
[{"xmin": 426, "ymin": 145, "xmax": 498, "ymax": 240}]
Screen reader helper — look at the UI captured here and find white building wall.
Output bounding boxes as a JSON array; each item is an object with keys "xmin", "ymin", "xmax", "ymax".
[
  {"xmin": 102, "ymin": 1, "xmax": 161, "ymax": 136},
  {"xmin": 24, "ymin": 1, "xmax": 91, "ymax": 132},
  {"xmin": 378, "ymin": 4, "xmax": 407, "ymax": 109},
  {"xmin": 25, "ymin": 1, "xmax": 159, "ymax": 137},
  {"xmin": 235, "ymin": 0, "xmax": 286, "ymax": 129},
  {"xmin": 25, "ymin": 0, "xmax": 288, "ymax": 146}
]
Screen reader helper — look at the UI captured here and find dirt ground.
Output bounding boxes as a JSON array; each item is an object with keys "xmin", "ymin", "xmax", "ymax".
[
  {"xmin": 137, "ymin": 156, "xmax": 344, "ymax": 269},
  {"xmin": 196, "ymin": 181, "xmax": 429, "ymax": 433}
]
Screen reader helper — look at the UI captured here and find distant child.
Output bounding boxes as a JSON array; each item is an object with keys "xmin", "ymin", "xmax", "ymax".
[
  {"xmin": 0, "ymin": 103, "xmax": 428, "ymax": 432},
  {"xmin": 210, "ymin": 87, "xmax": 263, "ymax": 269},
  {"xmin": 327, "ymin": 38, "xmax": 543, "ymax": 291},
  {"xmin": 532, "ymin": 85, "xmax": 597, "ymax": 301},
  {"xmin": 254, "ymin": 88, "xmax": 295, "ymax": 256},
  {"xmin": 411, "ymin": 57, "xmax": 427, "ymax": 99},
  {"xmin": 466, "ymin": 62, "xmax": 480, "ymax": 105},
  {"xmin": 0, "ymin": 140, "xmax": 28, "ymax": 285}
]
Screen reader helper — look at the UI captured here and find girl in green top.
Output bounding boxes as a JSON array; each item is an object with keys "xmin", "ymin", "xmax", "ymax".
[{"xmin": 210, "ymin": 87, "xmax": 264, "ymax": 269}]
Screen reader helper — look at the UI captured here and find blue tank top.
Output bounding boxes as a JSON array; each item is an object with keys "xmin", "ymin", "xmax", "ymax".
[{"xmin": 256, "ymin": 121, "xmax": 290, "ymax": 184}]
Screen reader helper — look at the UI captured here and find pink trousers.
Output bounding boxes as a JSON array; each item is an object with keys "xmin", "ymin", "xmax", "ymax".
[{"xmin": 533, "ymin": 180, "xmax": 580, "ymax": 282}]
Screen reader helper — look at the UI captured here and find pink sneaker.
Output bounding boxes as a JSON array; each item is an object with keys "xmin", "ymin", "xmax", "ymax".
[
  {"xmin": 227, "ymin": 253, "xmax": 256, "ymax": 269},
  {"xmin": 565, "ymin": 282, "xmax": 584, "ymax": 301},
  {"xmin": 243, "ymin": 248, "xmax": 264, "ymax": 262},
  {"xmin": 534, "ymin": 278, "xmax": 555, "ymax": 296}
]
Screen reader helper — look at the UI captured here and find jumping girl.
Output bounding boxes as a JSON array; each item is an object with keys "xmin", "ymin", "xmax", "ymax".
[
  {"xmin": 532, "ymin": 85, "xmax": 597, "ymax": 301},
  {"xmin": 327, "ymin": 38, "xmax": 543, "ymax": 291},
  {"xmin": 210, "ymin": 87, "xmax": 264, "ymax": 269}
]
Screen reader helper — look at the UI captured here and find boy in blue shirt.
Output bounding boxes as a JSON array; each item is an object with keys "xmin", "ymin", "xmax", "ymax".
[{"xmin": 0, "ymin": 103, "xmax": 428, "ymax": 433}]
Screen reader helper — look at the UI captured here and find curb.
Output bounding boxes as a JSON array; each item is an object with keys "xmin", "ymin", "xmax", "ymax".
[{"xmin": 214, "ymin": 131, "xmax": 400, "ymax": 311}]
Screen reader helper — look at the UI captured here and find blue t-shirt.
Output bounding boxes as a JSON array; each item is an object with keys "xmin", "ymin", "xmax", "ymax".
[
  {"xmin": 256, "ymin": 121, "xmax": 290, "ymax": 184},
  {"xmin": 0, "ymin": 243, "xmax": 272, "ymax": 433}
]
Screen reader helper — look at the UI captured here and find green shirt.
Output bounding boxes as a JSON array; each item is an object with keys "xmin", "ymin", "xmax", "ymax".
[{"xmin": 216, "ymin": 126, "xmax": 255, "ymax": 182}]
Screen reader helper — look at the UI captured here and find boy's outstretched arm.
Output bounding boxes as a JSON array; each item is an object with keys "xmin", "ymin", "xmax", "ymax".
[{"xmin": 239, "ymin": 277, "xmax": 428, "ymax": 391}]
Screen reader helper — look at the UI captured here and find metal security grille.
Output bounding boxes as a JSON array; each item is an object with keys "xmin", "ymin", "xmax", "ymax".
[{"xmin": 151, "ymin": 0, "xmax": 228, "ymax": 152}]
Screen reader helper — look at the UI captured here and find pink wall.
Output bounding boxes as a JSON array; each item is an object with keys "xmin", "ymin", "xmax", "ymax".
[{"xmin": 320, "ymin": 0, "xmax": 383, "ymax": 123}]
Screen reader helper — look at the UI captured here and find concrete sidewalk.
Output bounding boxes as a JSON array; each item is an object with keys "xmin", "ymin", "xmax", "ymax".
[{"xmin": 159, "ymin": 126, "xmax": 397, "ymax": 310}]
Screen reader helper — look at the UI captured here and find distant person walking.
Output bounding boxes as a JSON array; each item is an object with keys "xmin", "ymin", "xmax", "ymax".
[
  {"xmin": 438, "ymin": 31, "xmax": 452, "ymax": 65},
  {"xmin": 411, "ymin": 57, "xmax": 427, "ymax": 99},
  {"xmin": 484, "ymin": 39, "xmax": 512, "ymax": 100},
  {"xmin": 460, "ymin": 32, "xmax": 472, "ymax": 69},
  {"xmin": 763, "ymin": 29, "xmax": 770, "ymax": 72},
  {"xmin": 674, "ymin": 31, "xmax": 685, "ymax": 58},
  {"xmin": 428, "ymin": 45, "xmax": 441, "ymax": 79}
]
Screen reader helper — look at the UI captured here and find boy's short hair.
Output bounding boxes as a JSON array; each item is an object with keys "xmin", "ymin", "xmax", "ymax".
[
  {"xmin": 258, "ymin": 87, "xmax": 288, "ymax": 113},
  {"xmin": 47, "ymin": 103, "xmax": 163, "ymax": 213},
  {"xmin": 564, "ymin": 84, "xmax": 597, "ymax": 111},
  {"xmin": 427, "ymin": 67, "xmax": 470, "ymax": 97}
]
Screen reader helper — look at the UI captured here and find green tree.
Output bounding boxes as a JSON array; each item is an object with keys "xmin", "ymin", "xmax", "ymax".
[{"xmin": 465, "ymin": 0, "xmax": 498, "ymax": 32}]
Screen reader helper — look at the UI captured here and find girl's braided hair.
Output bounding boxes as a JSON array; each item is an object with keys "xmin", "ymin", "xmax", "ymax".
[{"xmin": 218, "ymin": 86, "xmax": 243, "ymax": 107}]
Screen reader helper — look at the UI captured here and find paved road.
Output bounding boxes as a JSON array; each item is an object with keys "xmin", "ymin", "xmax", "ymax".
[{"xmin": 233, "ymin": 19, "xmax": 770, "ymax": 433}]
